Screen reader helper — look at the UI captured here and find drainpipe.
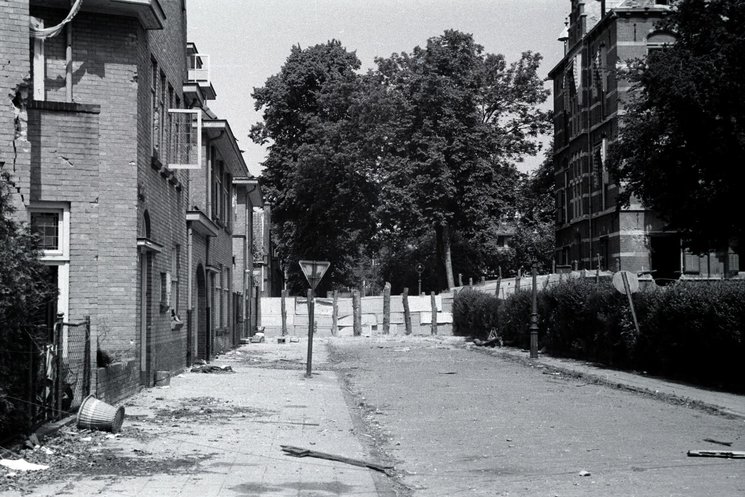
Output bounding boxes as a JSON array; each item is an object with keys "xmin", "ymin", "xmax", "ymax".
[
  {"xmin": 187, "ymin": 226, "xmax": 193, "ymax": 356},
  {"xmin": 65, "ymin": 15, "xmax": 72, "ymax": 102}
]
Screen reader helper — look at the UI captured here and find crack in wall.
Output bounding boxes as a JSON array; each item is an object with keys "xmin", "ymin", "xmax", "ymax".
[{"xmin": 9, "ymin": 77, "xmax": 31, "ymax": 203}]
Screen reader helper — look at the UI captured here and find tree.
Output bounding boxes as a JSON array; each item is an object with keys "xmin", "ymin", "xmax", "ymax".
[
  {"xmin": 608, "ymin": 0, "xmax": 745, "ymax": 252},
  {"xmin": 511, "ymin": 150, "xmax": 556, "ymax": 273},
  {"xmin": 251, "ymin": 41, "xmax": 379, "ymax": 293},
  {"xmin": 373, "ymin": 30, "xmax": 550, "ymax": 289},
  {"xmin": 0, "ymin": 172, "xmax": 57, "ymax": 435}
]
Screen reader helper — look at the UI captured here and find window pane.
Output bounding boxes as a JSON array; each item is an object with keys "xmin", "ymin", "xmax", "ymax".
[{"xmin": 31, "ymin": 212, "xmax": 59, "ymax": 250}]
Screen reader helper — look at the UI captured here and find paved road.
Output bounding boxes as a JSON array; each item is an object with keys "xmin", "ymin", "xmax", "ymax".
[{"xmin": 329, "ymin": 336, "xmax": 745, "ymax": 497}]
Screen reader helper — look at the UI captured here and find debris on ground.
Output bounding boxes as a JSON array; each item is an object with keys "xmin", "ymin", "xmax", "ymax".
[
  {"xmin": 281, "ymin": 445, "xmax": 394, "ymax": 474},
  {"xmin": 0, "ymin": 459, "xmax": 49, "ymax": 471},
  {"xmin": 473, "ymin": 338, "xmax": 501, "ymax": 347},
  {"xmin": 703, "ymin": 438, "xmax": 733, "ymax": 447},
  {"xmin": 578, "ymin": 470, "xmax": 591, "ymax": 476},
  {"xmin": 687, "ymin": 449, "xmax": 745, "ymax": 459},
  {"xmin": 190, "ymin": 364, "xmax": 234, "ymax": 374}
]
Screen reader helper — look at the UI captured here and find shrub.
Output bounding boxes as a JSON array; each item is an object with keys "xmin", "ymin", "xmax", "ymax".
[
  {"xmin": 454, "ymin": 277, "xmax": 745, "ymax": 391},
  {"xmin": 452, "ymin": 288, "xmax": 500, "ymax": 340},
  {"xmin": 0, "ymin": 173, "xmax": 58, "ymax": 436}
]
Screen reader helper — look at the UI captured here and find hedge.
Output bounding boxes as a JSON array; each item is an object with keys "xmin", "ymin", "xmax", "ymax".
[{"xmin": 454, "ymin": 279, "xmax": 745, "ymax": 392}]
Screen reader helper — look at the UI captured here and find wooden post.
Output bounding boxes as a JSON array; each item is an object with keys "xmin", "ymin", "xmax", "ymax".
[
  {"xmin": 352, "ymin": 290, "xmax": 361, "ymax": 336},
  {"xmin": 621, "ymin": 271, "xmax": 641, "ymax": 337},
  {"xmin": 596, "ymin": 253, "xmax": 601, "ymax": 284},
  {"xmin": 496, "ymin": 266, "xmax": 502, "ymax": 298},
  {"xmin": 430, "ymin": 291, "xmax": 437, "ymax": 335},
  {"xmin": 281, "ymin": 289, "xmax": 288, "ymax": 336},
  {"xmin": 458, "ymin": 273, "xmax": 463, "ymax": 287},
  {"xmin": 306, "ymin": 289, "xmax": 314, "ymax": 378},
  {"xmin": 468, "ymin": 277, "xmax": 473, "ymax": 287},
  {"xmin": 55, "ymin": 313, "xmax": 64, "ymax": 419},
  {"xmin": 382, "ymin": 282, "xmax": 391, "ymax": 335},
  {"xmin": 402, "ymin": 288, "xmax": 412, "ymax": 335},
  {"xmin": 331, "ymin": 290, "xmax": 338, "ymax": 337},
  {"xmin": 515, "ymin": 272, "xmax": 521, "ymax": 292}
]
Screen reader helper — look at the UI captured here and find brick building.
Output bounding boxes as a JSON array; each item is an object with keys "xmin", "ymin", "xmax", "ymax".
[
  {"xmin": 0, "ymin": 0, "xmax": 261, "ymax": 404},
  {"xmin": 183, "ymin": 45, "xmax": 262, "ymax": 359},
  {"xmin": 549, "ymin": 0, "xmax": 739, "ymax": 279}
]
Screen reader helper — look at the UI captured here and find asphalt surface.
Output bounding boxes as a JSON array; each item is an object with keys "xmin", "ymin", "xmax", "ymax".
[{"xmin": 329, "ymin": 336, "xmax": 745, "ymax": 497}]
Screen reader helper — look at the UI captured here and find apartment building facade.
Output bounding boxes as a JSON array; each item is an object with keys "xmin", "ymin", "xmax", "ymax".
[
  {"xmin": 0, "ymin": 0, "xmax": 260, "ymax": 405},
  {"xmin": 550, "ymin": 0, "xmax": 740, "ymax": 279}
]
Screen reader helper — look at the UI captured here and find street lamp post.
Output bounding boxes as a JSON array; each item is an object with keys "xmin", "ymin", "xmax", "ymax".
[
  {"xmin": 529, "ymin": 262, "xmax": 539, "ymax": 359},
  {"xmin": 415, "ymin": 263, "xmax": 424, "ymax": 296}
]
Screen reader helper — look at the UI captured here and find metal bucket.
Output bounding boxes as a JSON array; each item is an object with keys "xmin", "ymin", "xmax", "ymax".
[{"xmin": 76, "ymin": 395, "xmax": 125, "ymax": 433}]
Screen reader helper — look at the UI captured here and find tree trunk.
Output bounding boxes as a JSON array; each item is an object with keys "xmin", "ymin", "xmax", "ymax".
[{"xmin": 441, "ymin": 222, "xmax": 455, "ymax": 289}]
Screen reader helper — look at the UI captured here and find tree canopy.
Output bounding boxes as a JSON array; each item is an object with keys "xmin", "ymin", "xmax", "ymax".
[
  {"xmin": 251, "ymin": 32, "xmax": 553, "ymax": 293},
  {"xmin": 608, "ymin": 0, "xmax": 745, "ymax": 252}
]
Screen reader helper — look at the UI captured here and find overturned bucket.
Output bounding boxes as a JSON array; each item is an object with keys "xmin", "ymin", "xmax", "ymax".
[{"xmin": 77, "ymin": 395, "xmax": 125, "ymax": 433}]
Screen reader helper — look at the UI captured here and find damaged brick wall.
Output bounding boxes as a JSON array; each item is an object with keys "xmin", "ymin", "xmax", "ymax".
[{"xmin": 0, "ymin": 0, "xmax": 31, "ymax": 213}]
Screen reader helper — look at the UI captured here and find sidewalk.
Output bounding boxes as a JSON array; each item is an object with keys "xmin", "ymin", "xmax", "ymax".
[
  {"xmin": 3, "ymin": 339, "xmax": 382, "ymax": 497},
  {"xmin": 475, "ymin": 343, "xmax": 745, "ymax": 419}
]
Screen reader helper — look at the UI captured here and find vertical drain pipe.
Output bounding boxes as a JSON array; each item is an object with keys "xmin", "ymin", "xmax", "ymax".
[{"xmin": 65, "ymin": 14, "xmax": 72, "ymax": 102}]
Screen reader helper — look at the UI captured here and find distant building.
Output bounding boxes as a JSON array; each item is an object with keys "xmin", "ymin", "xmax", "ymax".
[{"xmin": 549, "ymin": 0, "xmax": 739, "ymax": 280}]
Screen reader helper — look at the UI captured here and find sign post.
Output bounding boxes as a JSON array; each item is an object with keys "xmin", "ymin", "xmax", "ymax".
[
  {"xmin": 415, "ymin": 263, "xmax": 424, "ymax": 296},
  {"xmin": 613, "ymin": 270, "xmax": 641, "ymax": 337},
  {"xmin": 298, "ymin": 260, "xmax": 330, "ymax": 378}
]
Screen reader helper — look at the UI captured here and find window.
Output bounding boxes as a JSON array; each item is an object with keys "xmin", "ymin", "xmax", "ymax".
[
  {"xmin": 568, "ymin": 154, "xmax": 584, "ymax": 220},
  {"xmin": 223, "ymin": 267, "xmax": 230, "ymax": 329},
  {"xmin": 30, "ymin": 204, "xmax": 69, "ymax": 260},
  {"xmin": 171, "ymin": 246, "xmax": 180, "ymax": 315},
  {"xmin": 31, "ymin": 212, "xmax": 60, "ymax": 250},
  {"xmin": 30, "ymin": 204, "xmax": 70, "ymax": 322},
  {"xmin": 223, "ymin": 170, "xmax": 231, "ymax": 230},
  {"xmin": 167, "ymin": 84, "xmax": 174, "ymax": 163},
  {"xmin": 159, "ymin": 71, "xmax": 167, "ymax": 159},
  {"xmin": 160, "ymin": 272, "xmax": 168, "ymax": 309},
  {"xmin": 215, "ymin": 265, "xmax": 223, "ymax": 328},
  {"xmin": 212, "ymin": 158, "xmax": 224, "ymax": 223},
  {"xmin": 151, "ymin": 58, "xmax": 159, "ymax": 156}
]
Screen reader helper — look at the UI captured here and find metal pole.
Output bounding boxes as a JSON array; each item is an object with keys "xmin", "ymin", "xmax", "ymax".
[
  {"xmin": 529, "ymin": 264, "xmax": 539, "ymax": 359},
  {"xmin": 418, "ymin": 276, "xmax": 421, "ymax": 297},
  {"xmin": 305, "ymin": 288, "xmax": 314, "ymax": 378}
]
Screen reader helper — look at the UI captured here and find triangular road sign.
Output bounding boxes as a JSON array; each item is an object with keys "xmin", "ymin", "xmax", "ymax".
[{"xmin": 298, "ymin": 260, "xmax": 330, "ymax": 290}]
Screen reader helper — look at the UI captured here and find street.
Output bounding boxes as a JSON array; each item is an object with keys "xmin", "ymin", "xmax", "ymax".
[
  {"xmin": 330, "ymin": 336, "xmax": 744, "ymax": 497},
  {"xmin": 1, "ymin": 336, "xmax": 742, "ymax": 496}
]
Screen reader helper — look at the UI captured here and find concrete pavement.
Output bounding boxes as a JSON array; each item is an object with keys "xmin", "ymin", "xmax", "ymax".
[
  {"xmin": 473, "ymin": 344, "xmax": 745, "ymax": 419},
  {"xmin": 2, "ymin": 339, "xmax": 383, "ymax": 497}
]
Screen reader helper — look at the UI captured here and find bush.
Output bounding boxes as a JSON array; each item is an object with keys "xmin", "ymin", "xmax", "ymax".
[
  {"xmin": 452, "ymin": 288, "xmax": 500, "ymax": 340},
  {"xmin": 454, "ymin": 277, "xmax": 745, "ymax": 391},
  {"xmin": 0, "ymin": 173, "xmax": 58, "ymax": 436}
]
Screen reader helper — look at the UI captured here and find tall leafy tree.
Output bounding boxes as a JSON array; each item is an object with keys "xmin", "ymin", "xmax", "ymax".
[
  {"xmin": 609, "ymin": 0, "xmax": 745, "ymax": 252},
  {"xmin": 373, "ymin": 30, "xmax": 550, "ymax": 289},
  {"xmin": 251, "ymin": 41, "xmax": 378, "ymax": 293}
]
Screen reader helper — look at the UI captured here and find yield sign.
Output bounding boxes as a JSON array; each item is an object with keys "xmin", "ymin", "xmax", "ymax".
[{"xmin": 298, "ymin": 260, "xmax": 330, "ymax": 290}]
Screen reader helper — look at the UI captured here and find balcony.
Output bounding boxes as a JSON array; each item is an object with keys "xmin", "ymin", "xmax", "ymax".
[
  {"xmin": 31, "ymin": 0, "xmax": 165, "ymax": 30},
  {"xmin": 186, "ymin": 42, "xmax": 217, "ymax": 100}
]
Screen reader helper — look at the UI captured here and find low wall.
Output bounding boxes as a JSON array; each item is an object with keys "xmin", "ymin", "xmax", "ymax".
[
  {"xmin": 260, "ymin": 294, "xmax": 454, "ymax": 337},
  {"xmin": 95, "ymin": 359, "xmax": 139, "ymax": 405}
]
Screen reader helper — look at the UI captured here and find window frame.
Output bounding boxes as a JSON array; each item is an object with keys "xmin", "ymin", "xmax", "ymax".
[{"xmin": 29, "ymin": 203, "xmax": 70, "ymax": 262}]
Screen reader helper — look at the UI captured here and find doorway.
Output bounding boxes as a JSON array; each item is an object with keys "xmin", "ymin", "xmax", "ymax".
[
  {"xmin": 139, "ymin": 252, "xmax": 152, "ymax": 384},
  {"xmin": 650, "ymin": 235, "xmax": 681, "ymax": 283},
  {"xmin": 196, "ymin": 264, "xmax": 208, "ymax": 360}
]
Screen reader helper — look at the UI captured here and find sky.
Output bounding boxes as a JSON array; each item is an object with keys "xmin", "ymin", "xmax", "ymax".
[{"xmin": 187, "ymin": 0, "xmax": 569, "ymax": 176}]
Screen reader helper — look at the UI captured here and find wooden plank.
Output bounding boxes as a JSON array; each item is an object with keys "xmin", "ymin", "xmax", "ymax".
[{"xmin": 687, "ymin": 450, "xmax": 745, "ymax": 459}]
